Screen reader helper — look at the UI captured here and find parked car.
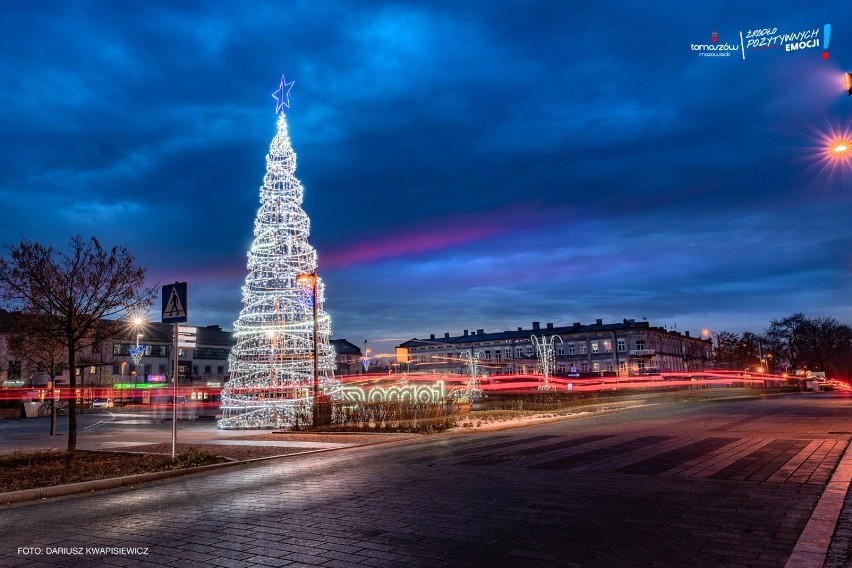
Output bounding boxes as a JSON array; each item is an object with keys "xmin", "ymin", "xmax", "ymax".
[{"xmin": 92, "ymin": 398, "xmax": 114, "ymax": 408}]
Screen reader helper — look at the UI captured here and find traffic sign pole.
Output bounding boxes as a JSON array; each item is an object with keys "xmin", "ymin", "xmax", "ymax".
[
  {"xmin": 172, "ymin": 322, "xmax": 178, "ymax": 459},
  {"xmin": 161, "ymin": 282, "xmax": 188, "ymax": 460}
]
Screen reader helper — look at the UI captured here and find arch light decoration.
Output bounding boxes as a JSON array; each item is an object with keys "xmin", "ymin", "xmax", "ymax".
[{"xmin": 532, "ymin": 335, "xmax": 562, "ymax": 390}]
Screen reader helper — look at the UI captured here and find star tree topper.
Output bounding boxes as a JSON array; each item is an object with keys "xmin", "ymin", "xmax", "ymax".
[{"xmin": 272, "ymin": 74, "xmax": 295, "ymax": 113}]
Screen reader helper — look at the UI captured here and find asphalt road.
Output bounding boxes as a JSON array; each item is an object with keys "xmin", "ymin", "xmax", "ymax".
[{"xmin": 0, "ymin": 392, "xmax": 850, "ymax": 568}]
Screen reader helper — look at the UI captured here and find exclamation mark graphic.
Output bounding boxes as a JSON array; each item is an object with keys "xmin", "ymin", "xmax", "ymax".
[{"xmin": 822, "ymin": 24, "xmax": 831, "ymax": 60}]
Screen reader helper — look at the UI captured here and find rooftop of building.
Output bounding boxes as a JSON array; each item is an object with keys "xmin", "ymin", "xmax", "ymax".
[
  {"xmin": 329, "ymin": 338, "xmax": 363, "ymax": 355},
  {"xmin": 399, "ymin": 319, "xmax": 707, "ymax": 348}
]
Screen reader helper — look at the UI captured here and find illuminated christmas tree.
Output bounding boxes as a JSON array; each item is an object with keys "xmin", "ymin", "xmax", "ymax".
[{"xmin": 219, "ymin": 76, "xmax": 339, "ymax": 429}]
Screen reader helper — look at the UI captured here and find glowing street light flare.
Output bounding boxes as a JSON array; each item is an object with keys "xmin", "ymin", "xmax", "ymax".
[
  {"xmin": 129, "ymin": 316, "xmax": 146, "ymax": 366},
  {"xmin": 806, "ymin": 124, "xmax": 852, "ymax": 184},
  {"xmin": 846, "ymin": 72, "xmax": 852, "ymax": 96},
  {"xmin": 827, "ymin": 136, "xmax": 852, "ymax": 161}
]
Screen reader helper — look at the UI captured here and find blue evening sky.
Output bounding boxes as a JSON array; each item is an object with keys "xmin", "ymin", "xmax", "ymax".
[{"xmin": 1, "ymin": 1, "xmax": 851, "ymax": 356}]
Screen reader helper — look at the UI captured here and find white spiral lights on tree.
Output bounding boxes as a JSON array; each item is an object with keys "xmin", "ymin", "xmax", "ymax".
[{"xmin": 219, "ymin": 92, "xmax": 339, "ymax": 429}]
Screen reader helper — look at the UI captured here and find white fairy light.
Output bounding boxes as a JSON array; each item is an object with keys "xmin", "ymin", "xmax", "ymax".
[
  {"xmin": 457, "ymin": 350, "xmax": 483, "ymax": 402},
  {"xmin": 533, "ymin": 335, "xmax": 561, "ymax": 390},
  {"xmin": 219, "ymin": 88, "xmax": 340, "ymax": 429}
]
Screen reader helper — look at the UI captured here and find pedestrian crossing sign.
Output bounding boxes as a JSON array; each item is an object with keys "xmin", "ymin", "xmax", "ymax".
[{"xmin": 162, "ymin": 282, "xmax": 188, "ymax": 323}]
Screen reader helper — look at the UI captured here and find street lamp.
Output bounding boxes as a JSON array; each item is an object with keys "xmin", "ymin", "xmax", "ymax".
[
  {"xmin": 845, "ymin": 72, "xmax": 852, "ymax": 96},
  {"xmin": 701, "ymin": 328, "xmax": 717, "ymax": 369},
  {"xmin": 824, "ymin": 125, "xmax": 852, "ymax": 161},
  {"xmin": 130, "ymin": 317, "xmax": 145, "ymax": 367},
  {"xmin": 296, "ymin": 272, "xmax": 320, "ymax": 427},
  {"xmin": 362, "ymin": 348, "xmax": 371, "ymax": 373}
]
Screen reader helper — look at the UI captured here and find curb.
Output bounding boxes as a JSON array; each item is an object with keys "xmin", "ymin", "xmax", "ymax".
[{"xmin": 0, "ymin": 460, "xmax": 237, "ymax": 506}]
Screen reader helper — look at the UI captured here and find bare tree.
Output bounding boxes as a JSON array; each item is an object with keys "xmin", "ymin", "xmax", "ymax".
[
  {"xmin": 0, "ymin": 236, "xmax": 155, "ymax": 453},
  {"xmin": 683, "ymin": 341, "xmax": 709, "ymax": 371},
  {"xmin": 738, "ymin": 331, "xmax": 764, "ymax": 372},
  {"xmin": 712, "ymin": 331, "xmax": 740, "ymax": 370},
  {"xmin": 5, "ymin": 311, "xmax": 68, "ymax": 384},
  {"xmin": 797, "ymin": 316, "xmax": 852, "ymax": 376},
  {"xmin": 765, "ymin": 313, "xmax": 807, "ymax": 373},
  {"xmin": 3, "ymin": 312, "xmax": 68, "ymax": 434}
]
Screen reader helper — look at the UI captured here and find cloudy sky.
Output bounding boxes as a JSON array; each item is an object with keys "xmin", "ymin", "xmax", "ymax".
[{"xmin": 2, "ymin": 1, "xmax": 851, "ymax": 356}]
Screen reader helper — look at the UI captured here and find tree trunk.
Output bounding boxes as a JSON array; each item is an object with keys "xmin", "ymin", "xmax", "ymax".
[
  {"xmin": 67, "ymin": 344, "xmax": 77, "ymax": 454},
  {"xmin": 50, "ymin": 398, "xmax": 56, "ymax": 436},
  {"xmin": 49, "ymin": 370, "xmax": 57, "ymax": 436}
]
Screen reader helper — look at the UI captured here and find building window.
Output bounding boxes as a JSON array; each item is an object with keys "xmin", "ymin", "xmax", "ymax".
[
  {"xmin": 204, "ymin": 365, "xmax": 212, "ymax": 375},
  {"xmin": 159, "ymin": 364, "xmax": 166, "ymax": 374},
  {"xmin": 143, "ymin": 345, "xmax": 168, "ymax": 357},
  {"xmin": 579, "ymin": 344, "xmax": 587, "ymax": 355},
  {"xmin": 194, "ymin": 347, "xmax": 230, "ymax": 360},
  {"xmin": 484, "ymin": 351, "xmax": 491, "ymax": 360},
  {"xmin": 505, "ymin": 349, "xmax": 512, "ymax": 359},
  {"xmin": 591, "ymin": 342, "xmax": 599, "ymax": 353},
  {"xmin": 112, "ymin": 364, "xmax": 121, "ymax": 375},
  {"xmin": 620, "ymin": 361, "xmax": 628, "ymax": 373},
  {"xmin": 592, "ymin": 362, "xmax": 600, "ymax": 372},
  {"xmin": 607, "ymin": 361, "xmax": 613, "ymax": 372},
  {"xmin": 567, "ymin": 344, "xmax": 575, "ymax": 356},
  {"xmin": 617, "ymin": 339, "xmax": 626, "ymax": 352},
  {"xmin": 217, "ymin": 366, "xmax": 224, "ymax": 375},
  {"xmin": 603, "ymin": 340, "xmax": 612, "ymax": 353},
  {"xmin": 636, "ymin": 340, "xmax": 646, "ymax": 350},
  {"xmin": 557, "ymin": 346, "xmax": 565, "ymax": 356},
  {"xmin": 581, "ymin": 361, "xmax": 589, "ymax": 372}
]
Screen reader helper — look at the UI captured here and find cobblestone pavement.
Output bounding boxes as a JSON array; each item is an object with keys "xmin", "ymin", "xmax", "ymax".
[{"xmin": 0, "ymin": 392, "xmax": 849, "ymax": 568}]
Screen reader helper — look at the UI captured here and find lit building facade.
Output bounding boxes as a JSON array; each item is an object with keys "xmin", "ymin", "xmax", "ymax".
[
  {"xmin": 0, "ymin": 311, "xmax": 361, "ymax": 388},
  {"xmin": 396, "ymin": 319, "xmax": 711, "ymax": 377},
  {"xmin": 110, "ymin": 323, "xmax": 234, "ymax": 388}
]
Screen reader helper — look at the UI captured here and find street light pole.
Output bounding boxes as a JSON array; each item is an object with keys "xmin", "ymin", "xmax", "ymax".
[
  {"xmin": 701, "ymin": 328, "xmax": 716, "ymax": 370},
  {"xmin": 297, "ymin": 272, "xmax": 320, "ymax": 427}
]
